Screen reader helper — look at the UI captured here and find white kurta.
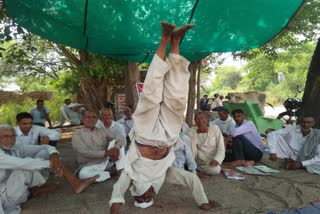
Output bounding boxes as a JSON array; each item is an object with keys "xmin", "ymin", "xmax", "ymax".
[
  {"xmin": 96, "ymin": 120, "xmax": 127, "ymax": 148},
  {"xmin": 268, "ymin": 125, "xmax": 320, "ymax": 174},
  {"xmin": 15, "ymin": 125, "xmax": 61, "ymax": 145},
  {"xmin": 189, "ymin": 125, "xmax": 225, "ymax": 175},
  {"xmin": 0, "ymin": 144, "xmax": 58, "ymax": 213},
  {"xmin": 72, "ymin": 127, "xmax": 125, "ymax": 182}
]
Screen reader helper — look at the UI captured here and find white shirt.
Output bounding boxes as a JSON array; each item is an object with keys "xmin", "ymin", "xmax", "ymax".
[
  {"xmin": 0, "ymin": 143, "xmax": 58, "ymax": 194},
  {"xmin": 14, "ymin": 125, "xmax": 61, "ymax": 145},
  {"xmin": 268, "ymin": 125, "xmax": 320, "ymax": 166},
  {"xmin": 210, "ymin": 98, "xmax": 223, "ymax": 110},
  {"xmin": 117, "ymin": 117, "xmax": 134, "ymax": 135},
  {"xmin": 96, "ymin": 120, "xmax": 126, "ymax": 137},
  {"xmin": 60, "ymin": 104, "xmax": 71, "ymax": 122}
]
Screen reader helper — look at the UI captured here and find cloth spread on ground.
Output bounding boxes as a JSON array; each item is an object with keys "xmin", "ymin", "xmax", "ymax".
[{"xmin": 21, "ymin": 142, "xmax": 320, "ymax": 214}]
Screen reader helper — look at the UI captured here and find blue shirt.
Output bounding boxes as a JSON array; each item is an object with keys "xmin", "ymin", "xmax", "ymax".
[
  {"xmin": 30, "ymin": 106, "xmax": 50, "ymax": 124},
  {"xmin": 210, "ymin": 115, "xmax": 236, "ymax": 135}
]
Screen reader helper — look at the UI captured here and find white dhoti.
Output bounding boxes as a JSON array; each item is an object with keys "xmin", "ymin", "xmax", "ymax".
[
  {"xmin": 132, "ymin": 53, "xmax": 190, "ymax": 147},
  {"xmin": 78, "ymin": 141, "xmax": 125, "ymax": 182},
  {"xmin": 110, "ymin": 54, "xmax": 209, "ymax": 207},
  {"xmin": 268, "ymin": 133, "xmax": 300, "ymax": 160},
  {"xmin": 1, "ymin": 170, "xmax": 46, "ymax": 214}
]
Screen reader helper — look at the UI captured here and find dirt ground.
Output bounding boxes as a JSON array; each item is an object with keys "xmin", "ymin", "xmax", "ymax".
[{"xmin": 21, "ymin": 125, "xmax": 320, "ymax": 214}]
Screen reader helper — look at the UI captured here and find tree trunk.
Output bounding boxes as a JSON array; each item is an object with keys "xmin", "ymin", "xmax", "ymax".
[
  {"xmin": 301, "ymin": 38, "xmax": 320, "ymax": 127},
  {"xmin": 58, "ymin": 48, "xmax": 114, "ymax": 113},
  {"xmin": 196, "ymin": 61, "xmax": 202, "ymax": 109},
  {"xmin": 78, "ymin": 72, "xmax": 111, "ymax": 113},
  {"xmin": 125, "ymin": 62, "xmax": 140, "ymax": 110},
  {"xmin": 186, "ymin": 61, "xmax": 200, "ymax": 127}
]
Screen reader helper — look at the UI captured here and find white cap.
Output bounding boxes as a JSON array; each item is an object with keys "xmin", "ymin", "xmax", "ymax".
[{"xmin": 134, "ymin": 199, "xmax": 154, "ymax": 209}]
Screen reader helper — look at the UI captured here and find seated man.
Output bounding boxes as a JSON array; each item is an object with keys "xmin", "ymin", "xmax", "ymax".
[
  {"xmin": 30, "ymin": 99, "xmax": 52, "ymax": 128},
  {"xmin": 210, "ymin": 107, "xmax": 236, "ymax": 137},
  {"xmin": 58, "ymin": 98, "xmax": 72, "ymax": 126},
  {"xmin": 199, "ymin": 95, "xmax": 209, "ymax": 111},
  {"xmin": 15, "ymin": 112, "xmax": 61, "ymax": 147},
  {"xmin": 189, "ymin": 111, "xmax": 225, "ymax": 178},
  {"xmin": 72, "ymin": 111, "xmax": 126, "ymax": 182},
  {"xmin": 268, "ymin": 115, "xmax": 320, "ymax": 174},
  {"xmin": 67, "ymin": 103, "xmax": 86, "ymax": 125},
  {"xmin": 96, "ymin": 108, "xmax": 127, "ymax": 148},
  {"xmin": 0, "ymin": 125, "xmax": 98, "ymax": 214},
  {"xmin": 224, "ymin": 109, "xmax": 265, "ymax": 167},
  {"xmin": 172, "ymin": 128, "xmax": 197, "ymax": 174},
  {"xmin": 117, "ymin": 107, "xmax": 134, "ymax": 136},
  {"xmin": 110, "ymin": 22, "xmax": 220, "ymax": 214}
]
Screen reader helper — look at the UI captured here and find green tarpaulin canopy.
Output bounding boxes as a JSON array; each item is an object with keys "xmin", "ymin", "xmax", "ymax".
[{"xmin": 7, "ymin": 0, "xmax": 304, "ymax": 62}]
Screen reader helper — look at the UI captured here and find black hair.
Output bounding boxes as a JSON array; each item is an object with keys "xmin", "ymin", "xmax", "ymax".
[
  {"xmin": 36, "ymin": 99, "xmax": 44, "ymax": 104},
  {"xmin": 231, "ymin": 109, "xmax": 244, "ymax": 116},
  {"xmin": 16, "ymin": 112, "xmax": 33, "ymax": 122}
]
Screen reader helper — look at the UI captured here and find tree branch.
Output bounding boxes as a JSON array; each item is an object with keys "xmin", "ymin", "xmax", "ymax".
[{"xmin": 57, "ymin": 45, "xmax": 82, "ymax": 67}]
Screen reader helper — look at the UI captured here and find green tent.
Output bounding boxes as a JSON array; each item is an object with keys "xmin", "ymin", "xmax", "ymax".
[{"xmin": 7, "ymin": 0, "xmax": 304, "ymax": 62}]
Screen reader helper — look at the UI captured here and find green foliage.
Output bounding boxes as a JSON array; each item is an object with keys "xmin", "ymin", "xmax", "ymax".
[
  {"xmin": 84, "ymin": 54, "xmax": 126, "ymax": 80},
  {"xmin": 240, "ymin": 56, "xmax": 277, "ymax": 91},
  {"xmin": 0, "ymin": 98, "xmax": 34, "ymax": 125},
  {"xmin": 0, "ymin": 35, "xmax": 67, "ymax": 80},
  {"xmin": 0, "ymin": 92, "xmax": 69, "ymax": 125},
  {"xmin": 203, "ymin": 42, "xmax": 313, "ymax": 105},
  {"xmin": 211, "ymin": 65, "xmax": 242, "ymax": 90},
  {"xmin": 44, "ymin": 93, "xmax": 69, "ymax": 122}
]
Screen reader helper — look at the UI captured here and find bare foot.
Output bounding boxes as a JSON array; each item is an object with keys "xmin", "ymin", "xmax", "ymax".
[
  {"xmin": 199, "ymin": 200, "xmax": 222, "ymax": 210},
  {"xmin": 197, "ymin": 172, "xmax": 210, "ymax": 179},
  {"xmin": 269, "ymin": 153, "xmax": 278, "ymax": 162},
  {"xmin": 73, "ymin": 175, "xmax": 99, "ymax": 193},
  {"xmin": 172, "ymin": 24, "xmax": 195, "ymax": 42},
  {"xmin": 224, "ymin": 160, "xmax": 245, "ymax": 167},
  {"xmin": 244, "ymin": 160, "xmax": 255, "ymax": 167},
  {"xmin": 30, "ymin": 182, "xmax": 59, "ymax": 198},
  {"xmin": 161, "ymin": 21, "xmax": 176, "ymax": 40}
]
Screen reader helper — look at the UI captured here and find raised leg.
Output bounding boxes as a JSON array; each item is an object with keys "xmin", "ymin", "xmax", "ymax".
[
  {"xmin": 156, "ymin": 22, "xmax": 175, "ymax": 60},
  {"xmin": 170, "ymin": 24, "xmax": 195, "ymax": 55}
]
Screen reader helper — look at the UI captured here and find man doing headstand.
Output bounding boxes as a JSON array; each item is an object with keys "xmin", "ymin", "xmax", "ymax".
[{"xmin": 109, "ymin": 22, "xmax": 220, "ymax": 213}]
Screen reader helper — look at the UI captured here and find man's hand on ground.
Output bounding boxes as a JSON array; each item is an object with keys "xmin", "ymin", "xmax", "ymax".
[
  {"xmin": 40, "ymin": 136, "xmax": 50, "ymax": 145},
  {"xmin": 269, "ymin": 153, "xmax": 278, "ymax": 162},
  {"xmin": 210, "ymin": 160, "xmax": 219, "ymax": 167},
  {"xmin": 286, "ymin": 161, "xmax": 303, "ymax": 170},
  {"xmin": 105, "ymin": 148, "xmax": 120, "ymax": 162}
]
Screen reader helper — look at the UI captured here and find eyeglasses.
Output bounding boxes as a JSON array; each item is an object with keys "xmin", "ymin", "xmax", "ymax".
[
  {"xmin": 0, "ymin": 135, "xmax": 16, "ymax": 139},
  {"xmin": 84, "ymin": 116, "xmax": 97, "ymax": 119}
]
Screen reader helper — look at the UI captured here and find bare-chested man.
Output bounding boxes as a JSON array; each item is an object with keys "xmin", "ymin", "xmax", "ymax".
[{"xmin": 109, "ymin": 22, "xmax": 221, "ymax": 213}]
